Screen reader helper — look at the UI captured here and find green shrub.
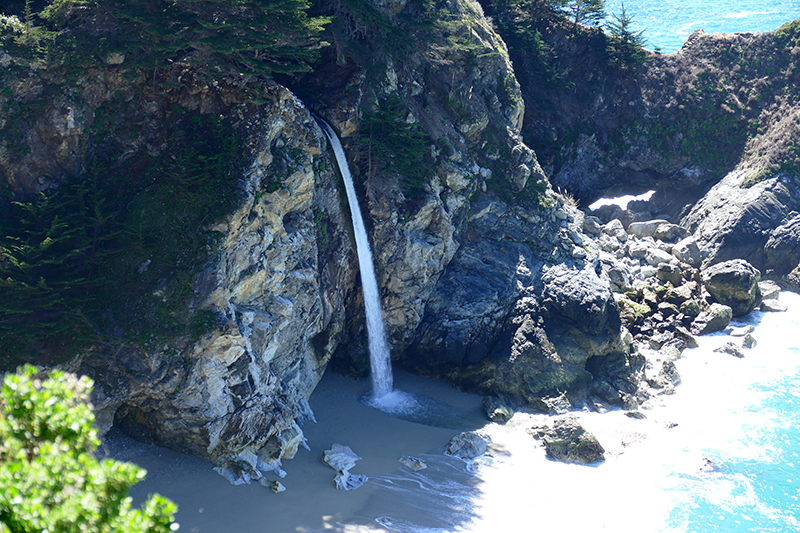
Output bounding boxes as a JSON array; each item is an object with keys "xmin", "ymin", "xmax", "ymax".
[{"xmin": 0, "ymin": 365, "xmax": 178, "ymax": 533}]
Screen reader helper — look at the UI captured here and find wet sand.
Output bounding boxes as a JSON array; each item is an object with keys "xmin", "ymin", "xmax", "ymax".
[{"xmin": 105, "ymin": 370, "xmax": 487, "ymax": 533}]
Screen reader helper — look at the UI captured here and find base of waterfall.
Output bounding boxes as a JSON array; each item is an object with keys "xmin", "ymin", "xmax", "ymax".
[
  {"xmin": 107, "ymin": 293, "xmax": 800, "ymax": 533},
  {"xmin": 362, "ymin": 390, "xmax": 485, "ymax": 430}
]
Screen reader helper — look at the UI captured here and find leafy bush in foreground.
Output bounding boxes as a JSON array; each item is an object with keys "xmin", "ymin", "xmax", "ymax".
[{"xmin": 0, "ymin": 365, "xmax": 178, "ymax": 533}]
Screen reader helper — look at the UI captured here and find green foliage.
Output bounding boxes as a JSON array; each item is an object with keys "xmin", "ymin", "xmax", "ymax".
[
  {"xmin": 4, "ymin": 0, "xmax": 330, "ymax": 77},
  {"xmin": 774, "ymin": 18, "xmax": 800, "ymax": 48},
  {"xmin": 0, "ymin": 365, "xmax": 178, "ymax": 533},
  {"xmin": 356, "ymin": 93, "xmax": 430, "ymax": 197},
  {"xmin": 551, "ymin": 0, "xmax": 605, "ymax": 26},
  {"xmin": 605, "ymin": 2, "xmax": 647, "ymax": 68},
  {"xmin": 0, "ymin": 111, "xmax": 241, "ymax": 368}
]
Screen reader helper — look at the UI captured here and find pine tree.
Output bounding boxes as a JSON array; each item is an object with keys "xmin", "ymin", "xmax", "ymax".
[{"xmin": 606, "ymin": 2, "xmax": 648, "ymax": 68}]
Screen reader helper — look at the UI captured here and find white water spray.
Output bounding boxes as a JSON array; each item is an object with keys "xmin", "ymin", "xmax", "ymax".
[{"xmin": 317, "ymin": 118, "xmax": 394, "ymax": 398}]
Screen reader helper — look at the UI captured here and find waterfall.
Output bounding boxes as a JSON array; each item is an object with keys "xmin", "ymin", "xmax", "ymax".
[{"xmin": 317, "ymin": 117, "xmax": 394, "ymax": 399}]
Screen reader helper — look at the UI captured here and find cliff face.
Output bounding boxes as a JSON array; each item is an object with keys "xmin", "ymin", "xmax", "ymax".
[
  {"xmin": 2, "ymin": 1, "xmax": 799, "ymax": 482},
  {"xmin": 493, "ymin": 11, "xmax": 800, "ymax": 274}
]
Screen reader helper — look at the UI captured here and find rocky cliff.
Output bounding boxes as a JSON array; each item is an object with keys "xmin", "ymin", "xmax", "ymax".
[{"xmin": 1, "ymin": 1, "xmax": 799, "ymax": 483}]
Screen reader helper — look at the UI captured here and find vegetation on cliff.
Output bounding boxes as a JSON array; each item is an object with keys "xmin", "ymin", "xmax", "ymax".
[
  {"xmin": 0, "ymin": 110, "xmax": 242, "ymax": 369},
  {"xmin": 0, "ymin": 365, "xmax": 178, "ymax": 532},
  {"xmin": 2, "ymin": 0, "xmax": 330, "ymax": 77}
]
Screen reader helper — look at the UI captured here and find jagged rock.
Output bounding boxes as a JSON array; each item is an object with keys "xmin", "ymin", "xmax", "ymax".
[
  {"xmin": 446, "ymin": 431, "xmax": 489, "ymax": 459},
  {"xmin": 727, "ymin": 325, "xmax": 754, "ymax": 337},
  {"xmin": 700, "ymin": 457, "xmax": 719, "ymax": 473},
  {"xmin": 647, "ymin": 359, "xmax": 681, "ymax": 389},
  {"xmin": 323, "ymin": 444, "xmax": 367, "ymax": 491},
  {"xmin": 691, "ymin": 303, "xmax": 732, "ymax": 335},
  {"xmin": 646, "ymin": 248, "xmax": 675, "ymax": 267},
  {"xmin": 743, "ymin": 333, "xmax": 757, "ymax": 349},
  {"xmin": 399, "ymin": 456, "xmax": 428, "ymax": 471},
  {"xmin": 714, "ymin": 341, "xmax": 745, "ymax": 358},
  {"xmin": 682, "ymin": 170, "xmax": 800, "ymax": 272},
  {"xmin": 701, "ymin": 259, "xmax": 762, "ymax": 316},
  {"xmin": 764, "ymin": 213, "xmax": 800, "ymax": 275},
  {"xmin": 758, "ymin": 280, "xmax": 781, "ymax": 300},
  {"xmin": 265, "ymin": 480, "xmax": 286, "ymax": 493},
  {"xmin": 334, "ymin": 472, "xmax": 369, "ymax": 491},
  {"xmin": 617, "ymin": 295, "xmax": 652, "ymax": 326},
  {"xmin": 628, "ymin": 220, "xmax": 669, "ymax": 238},
  {"xmin": 654, "ymin": 223, "xmax": 688, "ymax": 243},
  {"xmin": 583, "ymin": 215, "xmax": 603, "ymax": 235},
  {"xmin": 483, "ymin": 396, "xmax": 514, "ymax": 423},
  {"xmin": 673, "ymin": 326, "xmax": 699, "ymax": 349},
  {"xmin": 656, "ymin": 263, "xmax": 683, "ymax": 286},
  {"xmin": 541, "ymin": 416, "xmax": 605, "ymax": 464},
  {"xmin": 760, "ymin": 299, "xmax": 787, "ymax": 312},
  {"xmin": 323, "ymin": 444, "xmax": 362, "ymax": 473},
  {"xmin": 679, "ymin": 298, "xmax": 702, "ymax": 318},
  {"xmin": 603, "ymin": 219, "xmax": 628, "ymax": 243}
]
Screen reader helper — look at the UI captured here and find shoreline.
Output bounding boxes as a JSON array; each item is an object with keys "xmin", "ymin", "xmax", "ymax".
[{"xmin": 106, "ymin": 293, "xmax": 798, "ymax": 533}]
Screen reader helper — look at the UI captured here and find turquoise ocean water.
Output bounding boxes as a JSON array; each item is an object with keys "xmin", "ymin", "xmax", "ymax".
[{"xmin": 603, "ymin": 0, "xmax": 800, "ymax": 53}]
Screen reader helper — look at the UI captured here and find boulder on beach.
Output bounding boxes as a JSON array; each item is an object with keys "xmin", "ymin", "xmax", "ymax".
[
  {"xmin": 714, "ymin": 341, "xmax": 745, "ymax": 358},
  {"xmin": 446, "ymin": 431, "xmax": 489, "ymax": 459},
  {"xmin": 541, "ymin": 416, "xmax": 605, "ymax": 464},
  {"xmin": 323, "ymin": 444, "xmax": 362, "ymax": 472},
  {"xmin": 759, "ymin": 299, "xmax": 787, "ymax": 312},
  {"xmin": 323, "ymin": 444, "xmax": 368, "ymax": 490},
  {"xmin": 701, "ymin": 259, "xmax": 762, "ymax": 316},
  {"xmin": 399, "ymin": 455, "xmax": 428, "ymax": 471},
  {"xmin": 691, "ymin": 303, "xmax": 733, "ymax": 335},
  {"xmin": 483, "ymin": 395, "xmax": 514, "ymax": 423}
]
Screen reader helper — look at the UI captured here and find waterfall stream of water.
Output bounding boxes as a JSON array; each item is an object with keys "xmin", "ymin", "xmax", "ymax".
[{"xmin": 317, "ymin": 118, "xmax": 394, "ymax": 399}]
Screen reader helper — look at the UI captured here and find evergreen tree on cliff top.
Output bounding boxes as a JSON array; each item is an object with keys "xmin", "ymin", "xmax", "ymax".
[
  {"xmin": 606, "ymin": 2, "xmax": 648, "ymax": 68},
  {"xmin": 551, "ymin": 0, "xmax": 606, "ymax": 26},
  {"xmin": 0, "ymin": 365, "xmax": 179, "ymax": 533}
]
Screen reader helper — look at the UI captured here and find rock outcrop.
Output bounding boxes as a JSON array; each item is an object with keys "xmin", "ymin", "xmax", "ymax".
[
  {"xmin": 534, "ymin": 416, "xmax": 605, "ymax": 464},
  {"xmin": 701, "ymin": 259, "xmax": 762, "ymax": 316}
]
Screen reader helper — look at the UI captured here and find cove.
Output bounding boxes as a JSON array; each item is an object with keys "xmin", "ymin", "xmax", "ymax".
[{"xmin": 114, "ymin": 292, "xmax": 800, "ymax": 532}]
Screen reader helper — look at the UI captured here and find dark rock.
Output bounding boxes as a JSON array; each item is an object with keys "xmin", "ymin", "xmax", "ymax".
[
  {"xmin": 700, "ymin": 457, "xmax": 718, "ymax": 473},
  {"xmin": 665, "ymin": 281, "xmax": 697, "ymax": 305},
  {"xmin": 690, "ymin": 303, "xmax": 733, "ymax": 335},
  {"xmin": 742, "ymin": 333, "xmax": 757, "ymax": 349},
  {"xmin": 625, "ymin": 411, "xmax": 647, "ymax": 420},
  {"xmin": 764, "ymin": 213, "xmax": 800, "ymax": 275},
  {"xmin": 657, "ymin": 263, "xmax": 683, "ymax": 286},
  {"xmin": 647, "ymin": 359, "xmax": 681, "ymax": 389},
  {"xmin": 714, "ymin": 341, "xmax": 745, "ymax": 358},
  {"xmin": 672, "ymin": 236, "xmax": 703, "ymax": 267},
  {"xmin": 483, "ymin": 396, "xmax": 514, "ymax": 423},
  {"xmin": 702, "ymin": 259, "xmax": 762, "ymax": 316},
  {"xmin": 654, "ymin": 223, "xmax": 688, "ymax": 243},
  {"xmin": 682, "ymin": 171, "xmax": 800, "ymax": 272},
  {"xmin": 334, "ymin": 472, "xmax": 368, "ymax": 491},
  {"xmin": 679, "ymin": 298, "xmax": 702, "ymax": 318},
  {"xmin": 657, "ymin": 302, "xmax": 680, "ymax": 317},
  {"xmin": 446, "ymin": 431, "xmax": 489, "ymax": 459},
  {"xmin": 542, "ymin": 416, "xmax": 605, "ymax": 464},
  {"xmin": 673, "ymin": 326, "xmax": 699, "ymax": 349}
]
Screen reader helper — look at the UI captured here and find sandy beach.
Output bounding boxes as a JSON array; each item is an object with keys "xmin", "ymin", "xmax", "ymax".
[{"xmin": 105, "ymin": 369, "xmax": 487, "ymax": 533}]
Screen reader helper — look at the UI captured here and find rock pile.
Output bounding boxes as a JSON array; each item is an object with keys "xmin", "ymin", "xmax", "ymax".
[{"xmin": 322, "ymin": 444, "xmax": 368, "ymax": 490}]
